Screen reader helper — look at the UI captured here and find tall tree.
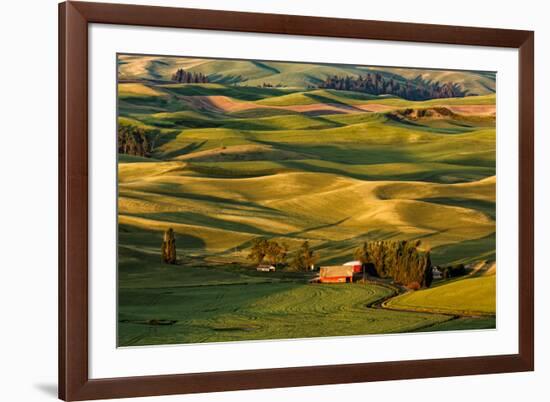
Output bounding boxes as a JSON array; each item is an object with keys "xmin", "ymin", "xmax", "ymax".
[
  {"xmin": 161, "ymin": 228, "xmax": 177, "ymax": 264},
  {"xmin": 247, "ymin": 238, "xmax": 269, "ymax": 265},
  {"xmin": 291, "ymin": 241, "xmax": 317, "ymax": 271},
  {"xmin": 265, "ymin": 241, "xmax": 280, "ymax": 266}
]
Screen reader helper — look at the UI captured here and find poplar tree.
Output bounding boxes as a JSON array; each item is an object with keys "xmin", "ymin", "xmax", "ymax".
[
  {"xmin": 291, "ymin": 241, "xmax": 317, "ymax": 271},
  {"xmin": 353, "ymin": 240, "xmax": 432, "ymax": 287},
  {"xmin": 161, "ymin": 228, "xmax": 177, "ymax": 264}
]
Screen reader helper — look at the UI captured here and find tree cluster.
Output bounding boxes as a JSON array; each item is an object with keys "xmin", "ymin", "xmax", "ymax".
[
  {"xmin": 259, "ymin": 82, "xmax": 285, "ymax": 88},
  {"xmin": 290, "ymin": 241, "xmax": 317, "ymax": 272},
  {"xmin": 354, "ymin": 240, "xmax": 433, "ymax": 288},
  {"xmin": 171, "ymin": 68, "xmax": 209, "ymax": 84},
  {"xmin": 247, "ymin": 238, "xmax": 288, "ymax": 267},
  {"xmin": 117, "ymin": 124, "xmax": 155, "ymax": 157},
  {"xmin": 319, "ymin": 73, "xmax": 467, "ymax": 101}
]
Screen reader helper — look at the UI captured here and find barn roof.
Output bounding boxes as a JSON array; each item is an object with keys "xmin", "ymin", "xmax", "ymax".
[{"xmin": 320, "ymin": 265, "xmax": 354, "ymax": 277}]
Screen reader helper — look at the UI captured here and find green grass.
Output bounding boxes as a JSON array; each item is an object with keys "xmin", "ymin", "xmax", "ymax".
[
  {"xmin": 118, "ymin": 242, "xmax": 453, "ymax": 346},
  {"xmin": 118, "ymin": 154, "xmax": 160, "ymax": 163},
  {"xmin": 255, "ymin": 89, "xmax": 379, "ymax": 106},
  {"xmin": 431, "ymin": 233, "xmax": 496, "ymax": 266},
  {"xmin": 360, "ymin": 94, "xmax": 497, "ymax": 107},
  {"xmin": 159, "ymin": 83, "xmax": 293, "ymax": 100},
  {"xmin": 118, "ymin": 279, "xmax": 451, "ymax": 346},
  {"xmin": 183, "ymin": 159, "xmax": 494, "ymax": 183},
  {"xmin": 118, "ymin": 83, "xmax": 165, "ymax": 99},
  {"xmin": 138, "ymin": 112, "xmax": 341, "ymax": 131},
  {"xmin": 386, "ymin": 274, "xmax": 496, "ymax": 315},
  {"xmin": 151, "ymin": 120, "xmax": 495, "ymax": 169}
]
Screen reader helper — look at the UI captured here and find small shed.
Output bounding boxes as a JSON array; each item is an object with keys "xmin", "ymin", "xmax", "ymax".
[
  {"xmin": 319, "ymin": 266, "xmax": 354, "ymax": 283},
  {"xmin": 257, "ymin": 264, "xmax": 276, "ymax": 272},
  {"xmin": 432, "ymin": 267, "xmax": 442, "ymax": 280}
]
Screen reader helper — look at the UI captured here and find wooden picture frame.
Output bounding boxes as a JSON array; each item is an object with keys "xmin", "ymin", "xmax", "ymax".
[{"xmin": 59, "ymin": 1, "xmax": 534, "ymax": 400}]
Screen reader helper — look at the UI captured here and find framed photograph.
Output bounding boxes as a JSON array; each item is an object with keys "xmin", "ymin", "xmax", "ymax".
[{"xmin": 59, "ymin": 1, "xmax": 534, "ymax": 400}]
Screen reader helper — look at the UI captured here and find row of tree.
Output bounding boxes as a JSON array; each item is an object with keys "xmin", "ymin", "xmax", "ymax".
[
  {"xmin": 246, "ymin": 238, "xmax": 318, "ymax": 271},
  {"xmin": 171, "ymin": 68, "xmax": 209, "ymax": 84},
  {"xmin": 117, "ymin": 124, "xmax": 156, "ymax": 157},
  {"xmin": 259, "ymin": 82, "xmax": 286, "ymax": 88},
  {"xmin": 246, "ymin": 238, "xmax": 432, "ymax": 286},
  {"xmin": 162, "ymin": 229, "xmax": 431, "ymax": 288},
  {"xmin": 354, "ymin": 240, "xmax": 433, "ymax": 288},
  {"xmin": 318, "ymin": 73, "xmax": 467, "ymax": 101},
  {"xmin": 160, "ymin": 231, "xmax": 320, "ymax": 272},
  {"xmin": 247, "ymin": 238, "xmax": 289, "ymax": 267}
]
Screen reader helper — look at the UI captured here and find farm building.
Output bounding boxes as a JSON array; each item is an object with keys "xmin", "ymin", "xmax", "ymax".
[
  {"xmin": 432, "ymin": 267, "xmax": 443, "ymax": 280},
  {"xmin": 256, "ymin": 264, "xmax": 276, "ymax": 272},
  {"xmin": 344, "ymin": 260, "xmax": 363, "ymax": 273},
  {"xmin": 318, "ymin": 266, "xmax": 354, "ymax": 283}
]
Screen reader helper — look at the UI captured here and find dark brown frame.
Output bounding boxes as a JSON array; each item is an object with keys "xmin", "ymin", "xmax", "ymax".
[{"xmin": 59, "ymin": 1, "xmax": 534, "ymax": 400}]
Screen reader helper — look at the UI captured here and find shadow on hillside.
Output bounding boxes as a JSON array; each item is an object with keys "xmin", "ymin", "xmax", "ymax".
[
  {"xmin": 139, "ymin": 211, "xmax": 281, "ymax": 237},
  {"xmin": 123, "ymin": 185, "xmax": 281, "ymax": 215},
  {"xmin": 431, "ymin": 233, "xmax": 495, "ymax": 266},
  {"xmin": 161, "ymin": 140, "xmax": 207, "ymax": 159},
  {"xmin": 118, "ymin": 222, "xmax": 207, "ymax": 251}
]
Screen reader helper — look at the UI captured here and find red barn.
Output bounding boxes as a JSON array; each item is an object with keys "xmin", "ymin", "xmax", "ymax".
[
  {"xmin": 344, "ymin": 260, "xmax": 363, "ymax": 273},
  {"xmin": 319, "ymin": 266, "xmax": 354, "ymax": 283}
]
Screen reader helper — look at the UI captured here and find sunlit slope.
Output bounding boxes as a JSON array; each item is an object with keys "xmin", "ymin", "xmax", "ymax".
[
  {"xmin": 117, "ymin": 82, "xmax": 495, "ymax": 120},
  {"xmin": 117, "ymin": 81, "xmax": 495, "ymax": 266},
  {"xmin": 119, "ymin": 162, "xmax": 494, "ymax": 264},
  {"xmin": 386, "ymin": 270, "xmax": 496, "ymax": 315},
  {"xmin": 149, "ymin": 123, "xmax": 495, "ymax": 177}
]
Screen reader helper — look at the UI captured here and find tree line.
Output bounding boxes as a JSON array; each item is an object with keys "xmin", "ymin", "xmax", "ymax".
[
  {"xmin": 247, "ymin": 238, "xmax": 288, "ymax": 267},
  {"xmin": 117, "ymin": 124, "xmax": 157, "ymax": 157},
  {"xmin": 161, "ymin": 230, "xmax": 433, "ymax": 289},
  {"xmin": 247, "ymin": 238, "xmax": 317, "ymax": 271},
  {"xmin": 246, "ymin": 237, "xmax": 432, "ymax": 287},
  {"xmin": 171, "ymin": 68, "xmax": 209, "ymax": 84},
  {"xmin": 354, "ymin": 240, "xmax": 433, "ymax": 288},
  {"xmin": 318, "ymin": 73, "xmax": 467, "ymax": 101}
]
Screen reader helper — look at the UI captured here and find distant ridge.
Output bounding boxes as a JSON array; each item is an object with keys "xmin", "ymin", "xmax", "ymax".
[{"xmin": 118, "ymin": 55, "xmax": 496, "ymax": 96}]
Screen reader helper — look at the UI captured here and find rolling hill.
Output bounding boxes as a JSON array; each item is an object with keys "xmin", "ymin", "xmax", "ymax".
[
  {"xmin": 117, "ymin": 78, "xmax": 496, "ymax": 267},
  {"xmin": 117, "ymin": 54, "xmax": 496, "ymax": 346},
  {"xmin": 118, "ymin": 55, "xmax": 495, "ymax": 95},
  {"xmin": 385, "ymin": 265, "xmax": 496, "ymax": 315}
]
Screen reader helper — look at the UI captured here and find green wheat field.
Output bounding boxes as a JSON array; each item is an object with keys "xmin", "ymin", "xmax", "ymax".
[{"xmin": 117, "ymin": 54, "xmax": 496, "ymax": 347}]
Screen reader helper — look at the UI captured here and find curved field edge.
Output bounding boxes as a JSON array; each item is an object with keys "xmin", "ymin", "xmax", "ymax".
[
  {"xmin": 118, "ymin": 282, "xmax": 452, "ymax": 346},
  {"xmin": 384, "ymin": 274, "xmax": 496, "ymax": 316}
]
